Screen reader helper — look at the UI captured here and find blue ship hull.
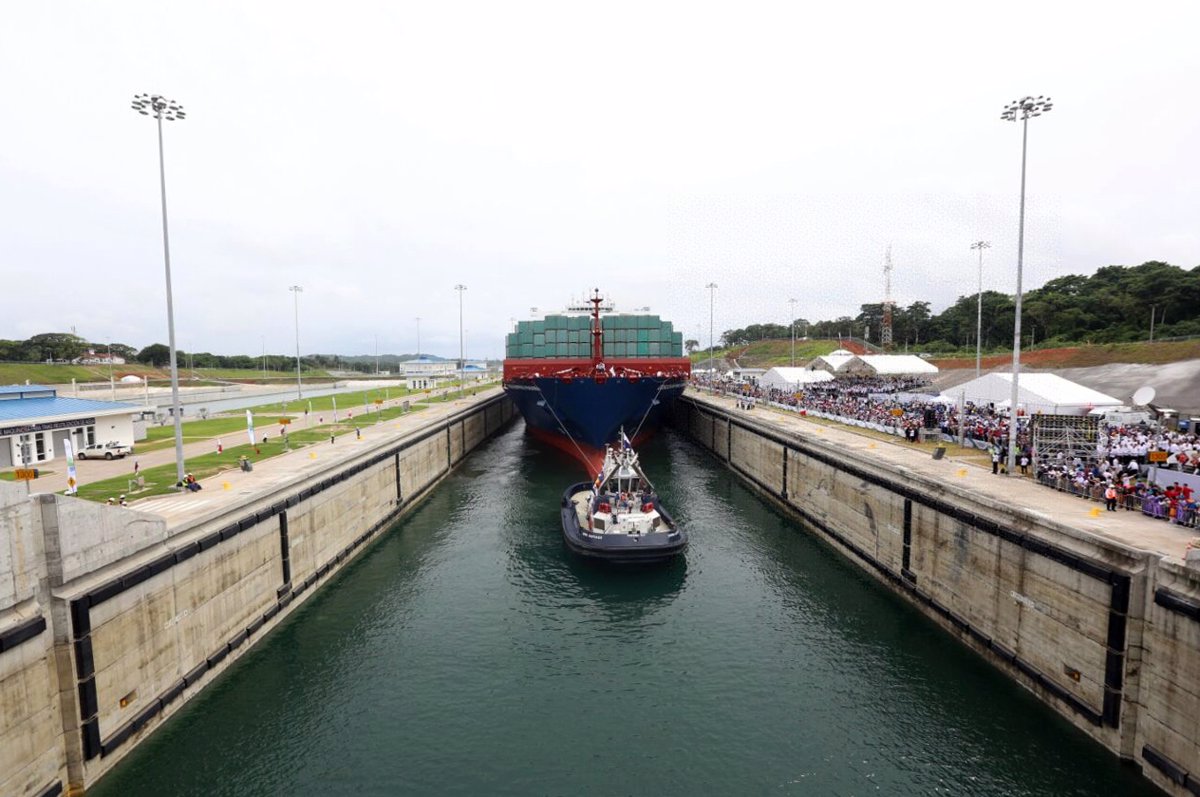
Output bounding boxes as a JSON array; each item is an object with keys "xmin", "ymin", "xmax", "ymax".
[{"xmin": 504, "ymin": 377, "xmax": 685, "ymax": 468}]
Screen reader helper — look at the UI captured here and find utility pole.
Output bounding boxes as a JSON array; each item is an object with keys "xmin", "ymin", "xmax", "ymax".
[
  {"xmin": 131, "ymin": 93, "xmax": 187, "ymax": 488},
  {"xmin": 455, "ymin": 285, "xmax": 467, "ymax": 398},
  {"xmin": 706, "ymin": 283, "xmax": 717, "ymax": 373},
  {"xmin": 881, "ymin": 247, "xmax": 894, "ymax": 349},
  {"xmin": 788, "ymin": 298, "xmax": 797, "ymax": 367},
  {"xmin": 1000, "ymin": 94, "xmax": 1053, "ymax": 477},
  {"xmin": 970, "ymin": 241, "xmax": 991, "ymax": 378},
  {"xmin": 289, "ymin": 285, "xmax": 303, "ymax": 400}
]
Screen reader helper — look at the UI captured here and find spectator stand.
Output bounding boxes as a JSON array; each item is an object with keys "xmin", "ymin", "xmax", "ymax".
[{"xmin": 1031, "ymin": 414, "xmax": 1100, "ymax": 470}]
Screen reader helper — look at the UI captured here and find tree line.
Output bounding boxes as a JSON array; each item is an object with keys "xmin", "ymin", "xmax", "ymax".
[
  {"xmin": 717, "ymin": 261, "xmax": 1200, "ymax": 352},
  {"xmin": 0, "ymin": 334, "xmax": 425, "ymax": 374}
]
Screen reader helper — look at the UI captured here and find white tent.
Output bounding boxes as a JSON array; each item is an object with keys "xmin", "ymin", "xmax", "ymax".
[
  {"xmin": 856, "ymin": 354, "xmax": 939, "ymax": 376},
  {"xmin": 940, "ymin": 372, "xmax": 1122, "ymax": 416},
  {"xmin": 760, "ymin": 367, "xmax": 834, "ymax": 391},
  {"xmin": 808, "ymin": 349, "xmax": 857, "ymax": 373}
]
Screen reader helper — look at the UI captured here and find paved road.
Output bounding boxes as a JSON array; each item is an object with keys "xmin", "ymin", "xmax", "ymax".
[
  {"xmin": 130, "ymin": 388, "xmax": 503, "ymax": 530},
  {"xmin": 31, "ymin": 386, "xmax": 478, "ymax": 496}
]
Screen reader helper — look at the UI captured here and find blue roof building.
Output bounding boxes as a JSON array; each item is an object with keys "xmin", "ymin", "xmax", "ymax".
[{"xmin": 0, "ymin": 385, "xmax": 140, "ymax": 469}]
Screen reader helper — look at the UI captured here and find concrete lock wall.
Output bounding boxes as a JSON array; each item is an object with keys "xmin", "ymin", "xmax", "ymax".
[
  {"xmin": 0, "ymin": 394, "xmax": 514, "ymax": 797},
  {"xmin": 674, "ymin": 394, "xmax": 1200, "ymax": 797}
]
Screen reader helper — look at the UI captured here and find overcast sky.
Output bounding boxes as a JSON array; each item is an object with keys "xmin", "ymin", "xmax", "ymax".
[{"xmin": 3, "ymin": 1, "xmax": 1198, "ymax": 359}]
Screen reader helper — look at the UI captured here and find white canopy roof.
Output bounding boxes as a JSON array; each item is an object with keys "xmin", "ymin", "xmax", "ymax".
[
  {"xmin": 760, "ymin": 367, "xmax": 835, "ymax": 390},
  {"xmin": 941, "ymin": 372, "xmax": 1122, "ymax": 415},
  {"xmin": 856, "ymin": 355, "xmax": 939, "ymax": 376},
  {"xmin": 808, "ymin": 353, "xmax": 857, "ymax": 373}
]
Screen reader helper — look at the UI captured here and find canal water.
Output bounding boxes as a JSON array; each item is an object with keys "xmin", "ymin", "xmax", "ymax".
[{"xmin": 91, "ymin": 425, "xmax": 1158, "ymax": 796}]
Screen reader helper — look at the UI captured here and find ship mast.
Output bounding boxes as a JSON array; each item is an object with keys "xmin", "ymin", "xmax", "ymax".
[{"xmin": 590, "ymin": 287, "xmax": 603, "ymax": 365}]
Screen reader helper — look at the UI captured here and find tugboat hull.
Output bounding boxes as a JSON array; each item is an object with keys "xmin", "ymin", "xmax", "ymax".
[{"xmin": 560, "ymin": 483, "xmax": 687, "ymax": 564}]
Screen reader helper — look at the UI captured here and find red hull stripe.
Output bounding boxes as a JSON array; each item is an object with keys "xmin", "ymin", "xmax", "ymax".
[
  {"xmin": 503, "ymin": 357, "xmax": 691, "ymax": 381},
  {"xmin": 525, "ymin": 424, "xmax": 659, "ymax": 474}
]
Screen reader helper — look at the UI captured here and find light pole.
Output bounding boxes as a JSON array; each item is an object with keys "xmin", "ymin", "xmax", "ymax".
[
  {"xmin": 788, "ymin": 298, "xmax": 797, "ymax": 367},
  {"xmin": 131, "ymin": 93, "xmax": 187, "ymax": 487},
  {"xmin": 108, "ymin": 339, "xmax": 116, "ymax": 401},
  {"xmin": 415, "ymin": 317, "xmax": 421, "ymax": 358},
  {"xmin": 706, "ymin": 283, "xmax": 717, "ymax": 373},
  {"xmin": 289, "ymin": 285, "xmax": 303, "ymax": 400},
  {"xmin": 970, "ymin": 241, "xmax": 991, "ymax": 378},
  {"xmin": 455, "ymin": 285, "xmax": 466, "ymax": 398},
  {"xmin": 1000, "ymin": 94, "xmax": 1053, "ymax": 477}
]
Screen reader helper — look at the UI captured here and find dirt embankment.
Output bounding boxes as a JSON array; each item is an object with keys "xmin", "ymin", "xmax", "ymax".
[{"xmin": 933, "ymin": 340, "xmax": 1200, "ymax": 370}]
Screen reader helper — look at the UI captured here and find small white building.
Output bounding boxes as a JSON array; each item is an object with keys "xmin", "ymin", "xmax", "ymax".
[
  {"xmin": 940, "ymin": 373, "xmax": 1122, "ymax": 416},
  {"xmin": 398, "ymin": 357, "xmax": 456, "ymax": 377},
  {"xmin": 72, "ymin": 349, "xmax": 126, "ymax": 365},
  {"xmin": 0, "ymin": 385, "xmax": 140, "ymax": 468},
  {"xmin": 759, "ymin": 368, "xmax": 835, "ymax": 392}
]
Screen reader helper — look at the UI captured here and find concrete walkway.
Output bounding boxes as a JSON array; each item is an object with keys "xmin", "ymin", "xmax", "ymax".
[
  {"xmin": 76, "ymin": 388, "xmax": 502, "ymax": 531},
  {"xmin": 689, "ymin": 389, "xmax": 1200, "ymax": 561},
  {"xmin": 29, "ymin": 387, "xmax": 477, "ymax": 495}
]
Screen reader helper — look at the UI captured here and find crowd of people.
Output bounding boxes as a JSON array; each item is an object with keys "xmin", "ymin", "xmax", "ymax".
[
  {"xmin": 692, "ymin": 372, "xmax": 1198, "ymax": 527},
  {"xmin": 694, "ymin": 373, "xmax": 1032, "ymax": 453}
]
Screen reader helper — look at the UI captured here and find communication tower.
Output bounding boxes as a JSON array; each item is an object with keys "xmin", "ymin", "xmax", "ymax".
[{"xmin": 881, "ymin": 246, "xmax": 895, "ymax": 348}]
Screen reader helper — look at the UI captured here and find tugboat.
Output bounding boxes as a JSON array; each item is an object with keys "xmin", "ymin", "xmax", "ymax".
[{"xmin": 560, "ymin": 434, "xmax": 687, "ymax": 564}]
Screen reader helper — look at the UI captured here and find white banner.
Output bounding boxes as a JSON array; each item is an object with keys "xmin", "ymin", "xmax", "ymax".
[
  {"xmin": 63, "ymin": 437, "xmax": 78, "ymax": 495},
  {"xmin": 332, "ymin": 396, "xmax": 338, "ymax": 423},
  {"xmin": 246, "ymin": 410, "xmax": 256, "ymax": 446}
]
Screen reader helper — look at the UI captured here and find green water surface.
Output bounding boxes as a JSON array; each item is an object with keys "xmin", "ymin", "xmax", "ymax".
[{"xmin": 89, "ymin": 426, "xmax": 1157, "ymax": 796}]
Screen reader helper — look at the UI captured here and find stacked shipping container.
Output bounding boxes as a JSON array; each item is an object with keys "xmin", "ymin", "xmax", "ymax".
[{"xmin": 505, "ymin": 314, "xmax": 685, "ymax": 359}]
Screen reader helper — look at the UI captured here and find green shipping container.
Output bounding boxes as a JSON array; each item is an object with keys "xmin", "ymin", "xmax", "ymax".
[
  {"xmin": 615, "ymin": 343, "xmax": 627, "ymax": 357},
  {"xmin": 637, "ymin": 342, "xmax": 650, "ymax": 356},
  {"xmin": 521, "ymin": 344, "xmax": 533, "ymax": 357},
  {"xmin": 637, "ymin": 329, "xmax": 650, "ymax": 343},
  {"xmin": 648, "ymin": 342, "xmax": 660, "ymax": 356}
]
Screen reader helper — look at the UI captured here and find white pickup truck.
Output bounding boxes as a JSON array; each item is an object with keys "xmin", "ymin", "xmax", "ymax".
[{"xmin": 78, "ymin": 441, "xmax": 133, "ymax": 460}]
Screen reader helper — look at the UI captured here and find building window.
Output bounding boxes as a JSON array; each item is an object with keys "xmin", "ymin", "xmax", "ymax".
[
  {"xmin": 34, "ymin": 432, "xmax": 47, "ymax": 461},
  {"xmin": 85, "ymin": 425, "xmax": 96, "ymax": 446}
]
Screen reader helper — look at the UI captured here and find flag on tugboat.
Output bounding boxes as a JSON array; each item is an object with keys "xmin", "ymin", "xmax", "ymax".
[
  {"xmin": 620, "ymin": 430, "xmax": 632, "ymax": 450},
  {"xmin": 592, "ymin": 466, "xmax": 604, "ymax": 493}
]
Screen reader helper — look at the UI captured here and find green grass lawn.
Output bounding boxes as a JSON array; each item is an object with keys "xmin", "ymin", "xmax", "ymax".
[
  {"xmin": 245, "ymin": 386, "xmax": 426, "ymax": 415},
  {"xmin": 0, "ymin": 363, "xmax": 128, "ymax": 385},
  {"xmin": 73, "ymin": 404, "xmax": 427, "ymax": 503},
  {"xmin": 143, "ymin": 415, "xmax": 288, "ymax": 443}
]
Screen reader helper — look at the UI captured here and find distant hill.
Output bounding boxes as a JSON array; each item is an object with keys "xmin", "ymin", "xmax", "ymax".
[
  {"xmin": 691, "ymin": 339, "xmax": 844, "ymax": 369},
  {"xmin": 930, "ymin": 339, "xmax": 1200, "ymax": 369},
  {"xmin": 691, "ymin": 337, "xmax": 1200, "ymax": 372}
]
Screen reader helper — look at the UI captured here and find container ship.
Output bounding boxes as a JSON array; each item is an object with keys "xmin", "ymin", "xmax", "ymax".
[{"xmin": 503, "ymin": 290, "xmax": 691, "ymax": 472}]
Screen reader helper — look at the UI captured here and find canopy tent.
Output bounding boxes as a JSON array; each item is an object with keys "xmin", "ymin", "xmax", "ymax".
[
  {"xmin": 807, "ymin": 349, "xmax": 857, "ymax": 374},
  {"xmin": 940, "ymin": 372, "xmax": 1122, "ymax": 416},
  {"xmin": 855, "ymin": 355, "xmax": 939, "ymax": 376},
  {"xmin": 759, "ymin": 367, "xmax": 834, "ymax": 392},
  {"xmin": 807, "ymin": 351, "xmax": 938, "ymax": 377}
]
